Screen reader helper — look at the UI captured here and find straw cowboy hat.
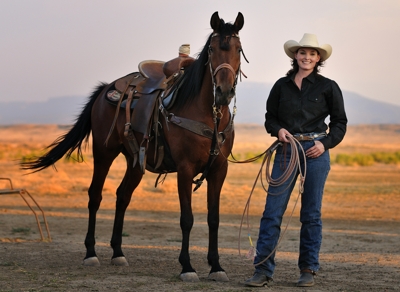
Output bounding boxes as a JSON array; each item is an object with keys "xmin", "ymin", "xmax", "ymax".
[{"xmin": 284, "ymin": 33, "xmax": 332, "ymax": 61}]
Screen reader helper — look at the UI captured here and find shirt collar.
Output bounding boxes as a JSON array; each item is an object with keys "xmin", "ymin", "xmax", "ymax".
[{"xmin": 287, "ymin": 71, "xmax": 317, "ymax": 83}]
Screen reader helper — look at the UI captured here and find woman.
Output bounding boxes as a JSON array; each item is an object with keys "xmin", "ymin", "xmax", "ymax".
[{"xmin": 245, "ymin": 33, "xmax": 347, "ymax": 287}]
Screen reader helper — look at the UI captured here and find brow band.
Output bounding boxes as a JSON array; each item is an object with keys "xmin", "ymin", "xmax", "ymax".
[{"xmin": 211, "ymin": 33, "xmax": 239, "ymax": 38}]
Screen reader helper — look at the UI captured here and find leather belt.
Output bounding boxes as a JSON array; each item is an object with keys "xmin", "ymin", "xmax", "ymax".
[{"xmin": 292, "ymin": 132, "xmax": 327, "ymax": 141}]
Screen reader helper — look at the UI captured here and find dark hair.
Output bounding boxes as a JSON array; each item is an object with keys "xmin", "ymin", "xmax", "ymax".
[{"xmin": 286, "ymin": 49, "xmax": 325, "ymax": 76}]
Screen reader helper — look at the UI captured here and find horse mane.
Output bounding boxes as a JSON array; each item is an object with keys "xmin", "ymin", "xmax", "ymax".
[{"xmin": 173, "ymin": 19, "xmax": 237, "ymax": 110}]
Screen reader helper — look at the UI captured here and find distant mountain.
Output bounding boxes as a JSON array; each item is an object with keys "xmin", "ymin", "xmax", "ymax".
[
  {"xmin": 0, "ymin": 96, "xmax": 86, "ymax": 125},
  {"xmin": 0, "ymin": 82, "xmax": 399, "ymax": 125}
]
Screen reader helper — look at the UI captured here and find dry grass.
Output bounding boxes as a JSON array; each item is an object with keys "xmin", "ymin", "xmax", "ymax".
[{"xmin": 1, "ymin": 124, "xmax": 399, "ymax": 221}]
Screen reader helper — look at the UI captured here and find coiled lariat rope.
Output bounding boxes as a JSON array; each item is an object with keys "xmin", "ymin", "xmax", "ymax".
[{"xmin": 230, "ymin": 135, "xmax": 307, "ymax": 266}]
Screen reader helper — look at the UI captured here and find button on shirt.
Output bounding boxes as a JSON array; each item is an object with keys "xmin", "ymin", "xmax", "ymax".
[{"xmin": 265, "ymin": 72, "xmax": 347, "ymax": 150}]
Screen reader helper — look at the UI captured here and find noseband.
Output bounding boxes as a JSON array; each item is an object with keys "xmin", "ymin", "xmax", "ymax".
[
  {"xmin": 211, "ymin": 63, "xmax": 237, "ymax": 81},
  {"xmin": 207, "ymin": 33, "xmax": 241, "ymax": 99}
]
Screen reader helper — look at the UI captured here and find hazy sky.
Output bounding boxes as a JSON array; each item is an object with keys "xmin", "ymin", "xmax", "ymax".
[{"xmin": 1, "ymin": 0, "xmax": 400, "ymax": 106}]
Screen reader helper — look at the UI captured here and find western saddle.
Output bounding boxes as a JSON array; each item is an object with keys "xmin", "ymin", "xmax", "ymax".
[{"xmin": 104, "ymin": 45, "xmax": 195, "ymax": 174}]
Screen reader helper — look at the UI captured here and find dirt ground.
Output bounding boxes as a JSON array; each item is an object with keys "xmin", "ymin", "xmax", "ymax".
[{"xmin": 0, "ymin": 124, "xmax": 400, "ymax": 291}]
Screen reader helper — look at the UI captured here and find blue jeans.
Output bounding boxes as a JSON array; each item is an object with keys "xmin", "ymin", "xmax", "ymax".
[{"xmin": 254, "ymin": 139, "xmax": 330, "ymax": 278}]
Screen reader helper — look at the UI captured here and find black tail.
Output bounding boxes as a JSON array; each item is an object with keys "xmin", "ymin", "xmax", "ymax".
[{"xmin": 21, "ymin": 83, "xmax": 108, "ymax": 172}]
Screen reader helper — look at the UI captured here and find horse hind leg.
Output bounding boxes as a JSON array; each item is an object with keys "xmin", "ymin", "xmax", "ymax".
[
  {"xmin": 83, "ymin": 148, "xmax": 119, "ymax": 266},
  {"xmin": 110, "ymin": 155, "xmax": 143, "ymax": 266}
]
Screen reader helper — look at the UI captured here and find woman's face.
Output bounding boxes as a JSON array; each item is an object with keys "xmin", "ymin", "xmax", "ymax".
[{"xmin": 294, "ymin": 48, "xmax": 321, "ymax": 72}]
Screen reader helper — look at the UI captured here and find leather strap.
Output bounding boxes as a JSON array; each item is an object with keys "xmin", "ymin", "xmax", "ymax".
[
  {"xmin": 105, "ymin": 74, "xmax": 138, "ymax": 145},
  {"xmin": 125, "ymin": 88, "xmax": 134, "ymax": 129},
  {"xmin": 293, "ymin": 132, "xmax": 326, "ymax": 141},
  {"xmin": 123, "ymin": 88, "xmax": 139, "ymax": 168},
  {"xmin": 193, "ymin": 115, "xmax": 221, "ymax": 192},
  {"xmin": 168, "ymin": 114, "xmax": 233, "ymax": 142}
]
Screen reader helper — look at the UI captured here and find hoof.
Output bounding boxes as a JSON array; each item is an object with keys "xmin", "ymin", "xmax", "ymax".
[
  {"xmin": 111, "ymin": 256, "xmax": 129, "ymax": 266},
  {"xmin": 180, "ymin": 272, "xmax": 200, "ymax": 282},
  {"xmin": 208, "ymin": 271, "xmax": 229, "ymax": 282},
  {"xmin": 83, "ymin": 257, "xmax": 100, "ymax": 266}
]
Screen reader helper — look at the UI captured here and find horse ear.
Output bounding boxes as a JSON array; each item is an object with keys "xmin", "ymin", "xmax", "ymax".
[
  {"xmin": 210, "ymin": 11, "xmax": 221, "ymax": 31},
  {"xmin": 234, "ymin": 12, "xmax": 244, "ymax": 33}
]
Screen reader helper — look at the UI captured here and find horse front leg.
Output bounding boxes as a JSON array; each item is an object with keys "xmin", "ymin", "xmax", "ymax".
[
  {"xmin": 110, "ymin": 157, "xmax": 143, "ymax": 266},
  {"xmin": 206, "ymin": 161, "xmax": 229, "ymax": 281},
  {"xmin": 177, "ymin": 170, "xmax": 199, "ymax": 282}
]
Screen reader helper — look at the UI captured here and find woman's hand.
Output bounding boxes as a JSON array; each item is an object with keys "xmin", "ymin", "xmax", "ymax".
[
  {"xmin": 278, "ymin": 128, "xmax": 292, "ymax": 143},
  {"xmin": 306, "ymin": 140, "xmax": 325, "ymax": 158}
]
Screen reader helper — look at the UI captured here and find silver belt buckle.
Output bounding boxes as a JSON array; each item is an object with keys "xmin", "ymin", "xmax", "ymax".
[{"xmin": 313, "ymin": 133, "xmax": 326, "ymax": 139}]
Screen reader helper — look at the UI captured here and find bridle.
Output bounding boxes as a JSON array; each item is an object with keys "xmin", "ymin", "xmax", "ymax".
[
  {"xmin": 207, "ymin": 32, "xmax": 248, "ymax": 114},
  {"xmin": 192, "ymin": 32, "xmax": 248, "ymax": 191}
]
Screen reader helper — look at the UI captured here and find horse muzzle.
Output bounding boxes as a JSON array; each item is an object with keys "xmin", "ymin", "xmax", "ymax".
[{"xmin": 214, "ymin": 85, "xmax": 235, "ymax": 106}]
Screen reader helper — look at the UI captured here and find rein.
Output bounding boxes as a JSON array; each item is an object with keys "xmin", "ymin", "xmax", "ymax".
[
  {"xmin": 236, "ymin": 136, "xmax": 307, "ymax": 266},
  {"xmin": 192, "ymin": 109, "xmax": 221, "ymax": 191}
]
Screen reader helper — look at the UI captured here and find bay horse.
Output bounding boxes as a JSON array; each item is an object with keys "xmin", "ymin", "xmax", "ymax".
[{"xmin": 21, "ymin": 11, "xmax": 245, "ymax": 282}]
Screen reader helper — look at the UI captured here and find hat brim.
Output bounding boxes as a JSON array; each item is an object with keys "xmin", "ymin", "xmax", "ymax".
[{"xmin": 284, "ymin": 40, "xmax": 332, "ymax": 61}]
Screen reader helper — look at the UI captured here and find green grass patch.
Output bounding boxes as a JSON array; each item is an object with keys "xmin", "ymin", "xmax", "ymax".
[
  {"xmin": 64, "ymin": 152, "xmax": 87, "ymax": 163},
  {"xmin": 232, "ymin": 151, "xmax": 400, "ymax": 167},
  {"xmin": 19, "ymin": 150, "xmax": 46, "ymax": 163},
  {"xmin": 18, "ymin": 149, "xmax": 87, "ymax": 164},
  {"xmin": 12, "ymin": 227, "xmax": 31, "ymax": 234},
  {"xmin": 332, "ymin": 151, "xmax": 400, "ymax": 166}
]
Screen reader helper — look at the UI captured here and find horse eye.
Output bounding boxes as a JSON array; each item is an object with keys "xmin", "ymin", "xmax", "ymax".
[{"xmin": 208, "ymin": 46, "xmax": 213, "ymax": 53}]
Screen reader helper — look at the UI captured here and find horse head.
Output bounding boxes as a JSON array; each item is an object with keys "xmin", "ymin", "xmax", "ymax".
[{"xmin": 208, "ymin": 11, "xmax": 244, "ymax": 106}]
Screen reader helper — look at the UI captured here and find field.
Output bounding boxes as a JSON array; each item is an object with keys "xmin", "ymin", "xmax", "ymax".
[{"xmin": 0, "ymin": 124, "xmax": 400, "ymax": 291}]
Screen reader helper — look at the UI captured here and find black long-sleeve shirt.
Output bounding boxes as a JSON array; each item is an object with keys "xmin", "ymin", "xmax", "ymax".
[{"xmin": 265, "ymin": 71, "xmax": 347, "ymax": 150}]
